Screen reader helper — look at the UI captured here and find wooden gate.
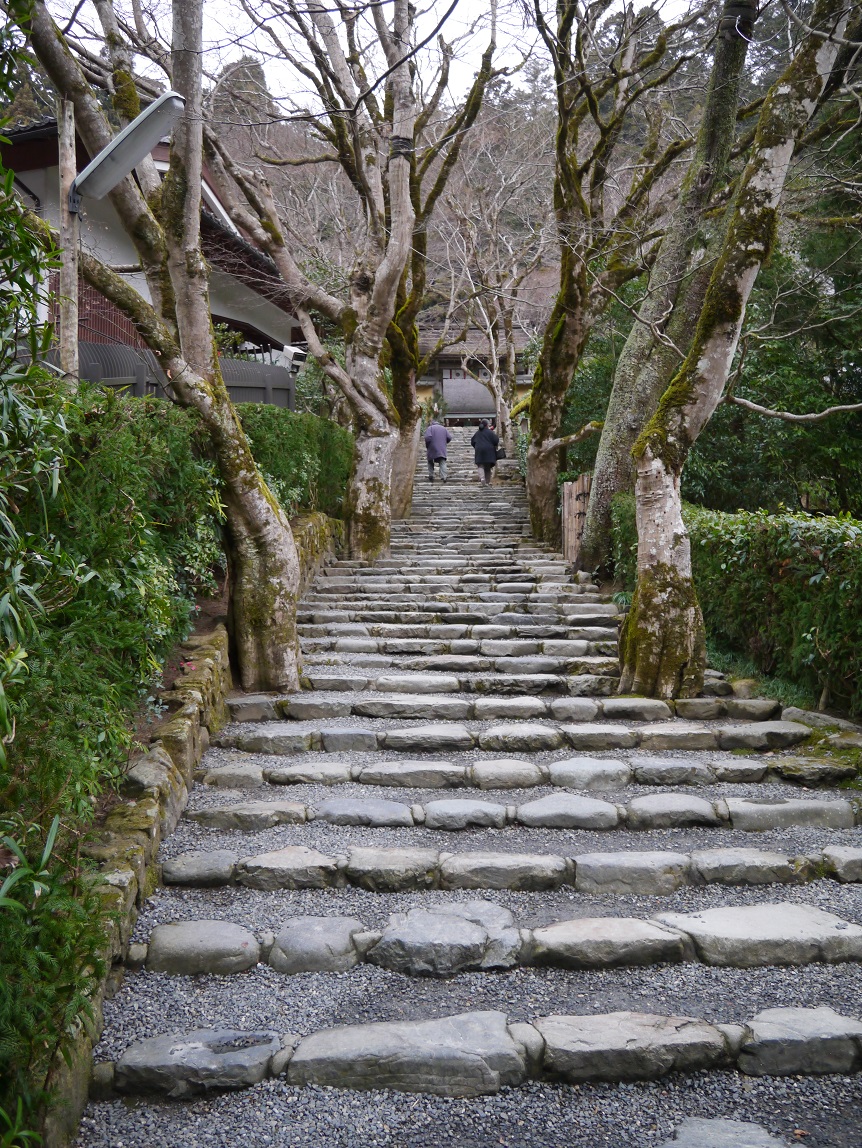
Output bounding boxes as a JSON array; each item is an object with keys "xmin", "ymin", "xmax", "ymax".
[{"xmin": 562, "ymin": 472, "xmax": 592, "ymax": 567}]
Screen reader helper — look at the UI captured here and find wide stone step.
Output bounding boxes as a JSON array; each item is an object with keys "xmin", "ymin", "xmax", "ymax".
[
  {"xmin": 297, "ymin": 621, "xmax": 617, "ymax": 640},
  {"xmin": 298, "ymin": 636, "xmax": 617, "ymax": 658},
  {"xmin": 297, "ymin": 670, "xmax": 616, "ymax": 697},
  {"xmin": 161, "ymin": 843, "xmax": 862, "ymax": 894},
  {"xmin": 186, "ymin": 791, "xmax": 857, "ymax": 833},
  {"xmin": 102, "ymin": 1004, "xmax": 862, "ymax": 1098},
  {"xmin": 216, "ymin": 718, "xmax": 811, "ymax": 756},
  {"xmin": 138, "ymin": 902, "xmax": 862, "ymax": 978},
  {"xmin": 301, "ymin": 652, "xmax": 621, "ymax": 676},
  {"xmin": 200, "ymin": 747, "xmax": 860, "ymax": 793}
]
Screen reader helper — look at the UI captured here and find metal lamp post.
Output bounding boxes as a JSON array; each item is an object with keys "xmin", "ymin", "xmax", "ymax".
[{"xmin": 57, "ymin": 90, "xmax": 186, "ymax": 382}]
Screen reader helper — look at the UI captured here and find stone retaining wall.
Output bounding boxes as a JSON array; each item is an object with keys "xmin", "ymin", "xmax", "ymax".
[{"xmin": 41, "ymin": 514, "xmax": 344, "ymax": 1146}]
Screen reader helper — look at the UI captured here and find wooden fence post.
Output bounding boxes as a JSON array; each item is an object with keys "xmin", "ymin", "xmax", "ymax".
[{"xmin": 562, "ymin": 472, "xmax": 592, "ymax": 567}]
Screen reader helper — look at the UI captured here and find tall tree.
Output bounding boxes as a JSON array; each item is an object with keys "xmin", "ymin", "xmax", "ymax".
[
  {"xmin": 14, "ymin": 0, "xmax": 304, "ymax": 691},
  {"xmin": 191, "ymin": 1, "xmax": 501, "ymax": 543},
  {"xmin": 618, "ymin": 0, "xmax": 855, "ymax": 698},
  {"xmin": 527, "ymin": 0, "xmax": 706, "ymax": 546},
  {"xmin": 578, "ymin": 0, "xmax": 760, "ymax": 570}
]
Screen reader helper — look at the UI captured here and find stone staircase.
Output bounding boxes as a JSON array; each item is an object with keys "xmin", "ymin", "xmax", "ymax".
[{"xmin": 78, "ymin": 428, "xmax": 862, "ymax": 1148}]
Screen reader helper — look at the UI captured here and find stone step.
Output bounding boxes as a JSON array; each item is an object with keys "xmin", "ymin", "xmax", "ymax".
[
  {"xmin": 233, "ymin": 693, "xmax": 783, "ymax": 727},
  {"xmin": 137, "ymin": 901, "xmax": 862, "ymax": 977},
  {"xmin": 297, "ymin": 607, "xmax": 620, "ymax": 625},
  {"xmin": 216, "ymin": 718, "xmax": 812, "ymax": 757},
  {"xmin": 161, "ymin": 843, "xmax": 862, "ymax": 893},
  {"xmin": 99, "ymin": 1005, "xmax": 862, "ymax": 1099},
  {"xmin": 186, "ymin": 791, "xmax": 857, "ymax": 833},
  {"xmin": 297, "ymin": 622, "xmax": 617, "ymax": 640},
  {"xmin": 299, "ymin": 669, "xmax": 618, "ymax": 696},
  {"xmin": 301, "ymin": 653, "xmax": 621, "ymax": 676},
  {"xmin": 298, "ymin": 637, "xmax": 617, "ymax": 658},
  {"xmin": 200, "ymin": 745, "xmax": 859, "ymax": 792}
]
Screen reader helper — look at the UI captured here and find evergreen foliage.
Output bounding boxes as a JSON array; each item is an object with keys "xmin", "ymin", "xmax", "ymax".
[
  {"xmin": 611, "ymin": 494, "xmax": 862, "ymax": 716},
  {"xmin": 238, "ymin": 403, "xmax": 354, "ymax": 519}
]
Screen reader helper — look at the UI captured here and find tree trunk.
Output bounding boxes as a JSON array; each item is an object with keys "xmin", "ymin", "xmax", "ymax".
[
  {"xmin": 579, "ymin": 2, "xmax": 756, "ymax": 571},
  {"xmin": 527, "ymin": 272, "xmax": 589, "ymax": 544},
  {"xmin": 619, "ymin": 0, "xmax": 848, "ymax": 696},
  {"xmin": 347, "ymin": 421, "xmax": 400, "ymax": 560},
  {"xmin": 164, "ymin": 0, "xmax": 302, "ymax": 691},
  {"xmin": 391, "ymin": 413, "xmax": 421, "ymax": 518},
  {"xmin": 617, "ymin": 448, "xmax": 705, "ymax": 697}
]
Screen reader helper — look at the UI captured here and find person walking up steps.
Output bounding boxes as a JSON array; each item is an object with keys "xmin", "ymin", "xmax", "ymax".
[
  {"xmin": 471, "ymin": 418, "xmax": 499, "ymax": 484},
  {"xmin": 423, "ymin": 417, "xmax": 452, "ymax": 482}
]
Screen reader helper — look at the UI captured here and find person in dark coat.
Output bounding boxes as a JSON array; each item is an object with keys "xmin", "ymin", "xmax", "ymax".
[
  {"xmin": 423, "ymin": 418, "xmax": 452, "ymax": 482},
  {"xmin": 471, "ymin": 419, "xmax": 499, "ymax": 485}
]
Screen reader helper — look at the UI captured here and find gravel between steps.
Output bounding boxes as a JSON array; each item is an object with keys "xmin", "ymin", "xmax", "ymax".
[{"xmin": 78, "ymin": 1057, "xmax": 862, "ymax": 1148}]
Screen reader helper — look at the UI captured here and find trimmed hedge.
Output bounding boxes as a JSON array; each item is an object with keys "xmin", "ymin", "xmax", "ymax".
[
  {"xmin": 237, "ymin": 404, "xmax": 354, "ymax": 519},
  {"xmin": 611, "ymin": 494, "xmax": 862, "ymax": 716}
]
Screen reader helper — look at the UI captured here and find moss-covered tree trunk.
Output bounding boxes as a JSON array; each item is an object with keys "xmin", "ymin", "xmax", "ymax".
[
  {"xmin": 617, "ymin": 449, "xmax": 705, "ymax": 696},
  {"xmin": 388, "ymin": 322, "xmax": 421, "ymax": 519},
  {"xmin": 619, "ymin": 0, "xmax": 849, "ymax": 697},
  {"xmin": 579, "ymin": 0, "xmax": 757, "ymax": 571},
  {"xmin": 526, "ymin": 264, "xmax": 590, "ymax": 545}
]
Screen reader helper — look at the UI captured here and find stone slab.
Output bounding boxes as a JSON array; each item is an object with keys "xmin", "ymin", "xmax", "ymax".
[
  {"xmin": 162, "ymin": 850, "xmax": 237, "ymax": 887},
  {"xmin": 710, "ymin": 758, "xmax": 768, "ymax": 783},
  {"xmin": 268, "ymin": 916, "xmax": 364, "ymax": 974},
  {"xmin": 236, "ymin": 846, "xmax": 339, "ymax": 891},
  {"xmin": 690, "ymin": 849, "xmax": 798, "ymax": 886},
  {"xmin": 346, "ymin": 847, "xmax": 440, "ymax": 892},
  {"xmin": 536, "ymin": 1012, "xmax": 729, "ymax": 1082},
  {"xmin": 471, "ymin": 759, "xmax": 546, "ymax": 790},
  {"xmin": 823, "ymin": 845, "xmax": 862, "ymax": 882},
  {"xmin": 739, "ymin": 1006, "xmax": 862, "ymax": 1076},
  {"xmin": 355, "ymin": 761, "xmax": 467, "ymax": 789},
  {"xmin": 673, "ymin": 699, "xmax": 726, "ymax": 721},
  {"xmin": 726, "ymin": 797, "xmax": 854, "ymax": 831},
  {"xmin": 632, "ymin": 758, "xmax": 714, "ymax": 786},
  {"xmin": 547, "ymin": 757, "xmax": 631, "ymax": 791},
  {"xmin": 639, "ymin": 724, "xmax": 717, "ymax": 751},
  {"xmin": 601, "ymin": 698, "xmax": 673, "ymax": 722},
  {"xmin": 655, "ymin": 902, "xmax": 862, "ymax": 966},
  {"xmin": 320, "ymin": 727, "xmax": 378, "ymax": 752},
  {"xmin": 473, "ymin": 697, "xmax": 548, "ymax": 721},
  {"xmin": 716, "ymin": 721, "xmax": 809, "ymax": 750},
  {"xmin": 548, "ymin": 698, "xmax": 600, "ymax": 722},
  {"xmin": 440, "ymin": 852, "xmax": 568, "ymax": 891},
  {"xmin": 626, "ymin": 794, "xmax": 719, "ymax": 830},
  {"xmin": 266, "ymin": 762, "xmax": 352, "ymax": 786},
  {"xmin": 115, "ymin": 1028, "xmax": 281, "ymax": 1096},
  {"xmin": 375, "ymin": 674, "xmax": 461, "ymax": 694},
  {"xmin": 517, "ymin": 794, "xmax": 619, "ymax": 829},
  {"xmin": 530, "ymin": 917, "xmax": 686, "ymax": 968},
  {"xmin": 368, "ymin": 903, "xmax": 520, "ymax": 976},
  {"xmin": 231, "ymin": 727, "xmax": 317, "ymax": 755},
  {"xmin": 561, "ymin": 724, "xmax": 638, "ymax": 750},
  {"xmin": 287, "ymin": 1010, "xmax": 526, "ymax": 1097},
  {"xmin": 187, "ymin": 801, "xmax": 306, "ymax": 831},
  {"xmin": 424, "ymin": 799, "xmax": 507, "ymax": 830},
  {"xmin": 202, "ymin": 764, "xmax": 265, "ymax": 789},
  {"xmin": 310, "ymin": 798, "xmax": 414, "ymax": 827},
  {"xmin": 659, "ymin": 1117, "xmax": 791, "ymax": 1147},
  {"xmin": 146, "ymin": 921, "xmax": 259, "ymax": 975},
  {"xmin": 381, "ymin": 724, "xmax": 475, "ymax": 751},
  {"xmin": 478, "ymin": 723, "xmax": 565, "ymax": 752},
  {"xmin": 574, "ymin": 852, "xmax": 691, "ymax": 895},
  {"xmin": 354, "ymin": 696, "xmax": 472, "ymax": 720}
]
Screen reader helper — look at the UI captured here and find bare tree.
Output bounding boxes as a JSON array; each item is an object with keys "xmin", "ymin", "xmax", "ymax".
[
  {"xmin": 14, "ymin": 0, "xmax": 304, "ymax": 692},
  {"xmin": 618, "ymin": 0, "xmax": 855, "ymax": 698},
  {"xmin": 526, "ymin": 0, "xmax": 712, "ymax": 546},
  {"xmin": 438, "ymin": 92, "xmax": 554, "ymax": 449},
  {"xmin": 578, "ymin": 0, "xmax": 761, "ymax": 570}
]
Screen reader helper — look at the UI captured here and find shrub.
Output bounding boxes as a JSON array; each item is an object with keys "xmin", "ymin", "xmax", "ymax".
[
  {"xmin": 236, "ymin": 403, "xmax": 353, "ymax": 519},
  {"xmin": 610, "ymin": 494, "xmax": 862, "ymax": 716}
]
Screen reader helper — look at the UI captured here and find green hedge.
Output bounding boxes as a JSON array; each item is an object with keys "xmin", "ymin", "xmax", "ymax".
[
  {"xmin": 611, "ymin": 494, "xmax": 862, "ymax": 716},
  {"xmin": 237, "ymin": 404, "xmax": 354, "ymax": 519}
]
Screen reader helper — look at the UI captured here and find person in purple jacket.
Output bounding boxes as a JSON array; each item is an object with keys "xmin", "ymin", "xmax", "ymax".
[{"xmin": 423, "ymin": 417, "xmax": 452, "ymax": 482}]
